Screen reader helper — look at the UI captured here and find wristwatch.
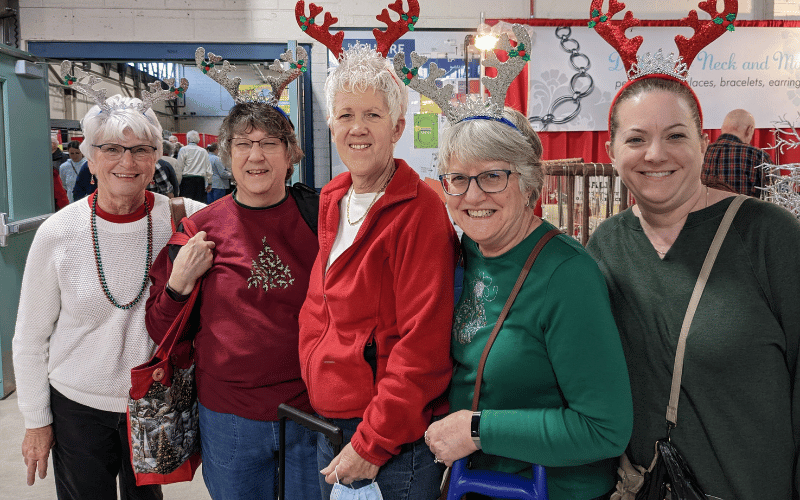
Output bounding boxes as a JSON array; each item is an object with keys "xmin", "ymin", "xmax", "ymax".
[{"xmin": 471, "ymin": 411, "xmax": 482, "ymax": 449}]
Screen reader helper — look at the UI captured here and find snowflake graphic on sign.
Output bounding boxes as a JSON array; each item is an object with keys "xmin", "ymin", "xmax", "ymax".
[{"xmin": 247, "ymin": 237, "xmax": 295, "ymax": 291}]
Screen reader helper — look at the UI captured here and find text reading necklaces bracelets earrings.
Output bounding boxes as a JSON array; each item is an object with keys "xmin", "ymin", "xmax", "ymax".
[
  {"xmin": 91, "ymin": 194, "xmax": 153, "ymax": 309},
  {"xmin": 346, "ymin": 167, "xmax": 396, "ymax": 226},
  {"xmin": 654, "ymin": 186, "xmax": 709, "ymax": 258}
]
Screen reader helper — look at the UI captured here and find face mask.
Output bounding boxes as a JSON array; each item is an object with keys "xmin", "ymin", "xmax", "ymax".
[{"xmin": 330, "ymin": 481, "xmax": 383, "ymax": 500}]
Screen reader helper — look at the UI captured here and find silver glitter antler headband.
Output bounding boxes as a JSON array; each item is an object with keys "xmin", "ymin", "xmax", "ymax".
[
  {"xmin": 60, "ymin": 60, "xmax": 187, "ymax": 114},
  {"xmin": 195, "ymin": 46, "xmax": 308, "ymax": 105},
  {"xmin": 393, "ymin": 24, "xmax": 531, "ymax": 125}
]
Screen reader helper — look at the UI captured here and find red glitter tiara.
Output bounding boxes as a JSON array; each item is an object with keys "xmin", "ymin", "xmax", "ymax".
[{"xmin": 295, "ymin": 0, "xmax": 420, "ymax": 59}]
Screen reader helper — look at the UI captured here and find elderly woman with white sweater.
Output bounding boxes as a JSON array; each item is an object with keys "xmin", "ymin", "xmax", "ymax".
[{"xmin": 13, "ymin": 94, "xmax": 204, "ymax": 499}]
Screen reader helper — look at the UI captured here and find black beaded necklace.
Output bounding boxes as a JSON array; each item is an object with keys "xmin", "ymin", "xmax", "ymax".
[{"xmin": 91, "ymin": 194, "xmax": 153, "ymax": 309}]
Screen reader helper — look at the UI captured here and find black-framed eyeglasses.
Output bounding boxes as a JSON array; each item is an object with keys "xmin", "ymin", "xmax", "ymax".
[
  {"xmin": 93, "ymin": 143, "xmax": 157, "ymax": 161},
  {"xmin": 439, "ymin": 169, "xmax": 514, "ymax": 196},
  {"xmin": 230, "ymin": 137, "xmax": 284, "ymax": 155}
]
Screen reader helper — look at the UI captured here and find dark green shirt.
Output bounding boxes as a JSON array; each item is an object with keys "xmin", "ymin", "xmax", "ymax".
[
  {"xmin": 587, "ymin": 197, "xmax": 800, "ymax": 500},
  {"xmin": 450, "ymin": 221, "xmax": 633, "ymax": 500}
]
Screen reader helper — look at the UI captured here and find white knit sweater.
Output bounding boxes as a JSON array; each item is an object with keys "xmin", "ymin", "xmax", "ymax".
[{"xmin": 13, "ymin": 194, "xmax": 204, "ymax": 429}]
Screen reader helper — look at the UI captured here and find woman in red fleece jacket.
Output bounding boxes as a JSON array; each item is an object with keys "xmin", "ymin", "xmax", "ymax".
[{"xmin": 298, "ymin": 45, "xmax": 458, "ymax": 500}]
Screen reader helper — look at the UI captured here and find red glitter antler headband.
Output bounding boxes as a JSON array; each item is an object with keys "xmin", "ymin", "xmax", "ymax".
[
  {"xmin": 589, "ymin": 0, "xmax": 737, "ymax": 82},
  {"xmin": 590, "ymin": 0, "xmax": 737, "ymax": 127},
  {"xmin": 296, "ymin": 0, "xmax": 420, "ymax": 58}
]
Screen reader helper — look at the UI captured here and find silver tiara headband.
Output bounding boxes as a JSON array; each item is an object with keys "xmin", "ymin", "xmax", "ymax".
[
  {"xmin": 60, "ymin": 60, "xmax": 188, "ymax": 114},
  {"xmin": 195, "ymin": 46, "xmax": 308, "ymax": 106},
  {"xmin": 392, "ymin": 24, "xmax": 531, "ymax": 126}
]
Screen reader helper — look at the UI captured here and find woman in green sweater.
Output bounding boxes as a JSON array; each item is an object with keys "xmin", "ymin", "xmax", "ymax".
[
  {"xmin": 424, "ymin": 108, "xmax": 633, "ymax": 500},
  {"xmin": 586, "ymin": 74, "xmax": 800, "ymax": 500}
]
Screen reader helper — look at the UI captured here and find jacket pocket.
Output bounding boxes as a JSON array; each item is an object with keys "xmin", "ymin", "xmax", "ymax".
[{"xmin": 310, "ymin": 327, "xmax": 377, "ymax": 414}]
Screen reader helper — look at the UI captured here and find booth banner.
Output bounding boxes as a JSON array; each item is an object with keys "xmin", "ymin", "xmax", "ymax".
[{"xmin": 522, "ymin": 24, "xmax": 800, "ymax": 131}]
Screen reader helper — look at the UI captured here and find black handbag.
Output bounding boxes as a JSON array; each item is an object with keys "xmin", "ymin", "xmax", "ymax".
[{"xmin": 612, "ymin": 196, "xmax": 746, "ymax": 500}]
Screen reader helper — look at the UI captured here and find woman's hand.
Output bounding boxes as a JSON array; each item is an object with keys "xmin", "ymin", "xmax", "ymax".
[
  {"xmin": 22, "ymin": 425, "xmax": 54, "ymax": 486},
  {"xmin": 320, "ymin": 443, "xmax": 379, "ymax": 485},
  {"xmin": 425, "ymin": 410, "xmax": 477, "ymax": 467},
  {"xmin": 168, "ymin": 231, "xmax": 215, "ymax": 295}
]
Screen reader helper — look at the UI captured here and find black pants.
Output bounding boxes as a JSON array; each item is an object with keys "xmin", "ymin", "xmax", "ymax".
[
  {"xmin": 179, "ymin": 176, "xmax": 207, "ymax": 203},
  {"xmin": 50, "ymin": 386, "xmax": 163, "ymax": 500}
]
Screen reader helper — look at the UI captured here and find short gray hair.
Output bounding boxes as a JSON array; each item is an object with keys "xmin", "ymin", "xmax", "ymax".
[
  {"xmin": 438, "ymin": 108, "xmax": 544, "ymax": 205},
  {"xmin": 186, "ymin": 130, "xmax": 200, "ymax": 144},
  {"xmin": 324, "ymin": 44, "xmax": 407, "ymax": 126},
  {"xmin": 161, "ymin": 140, "xmax": 173, "ymax": 156},
  {"xmin": 79, "ymin": 94, "xmax": 163, "ymax": 162}
]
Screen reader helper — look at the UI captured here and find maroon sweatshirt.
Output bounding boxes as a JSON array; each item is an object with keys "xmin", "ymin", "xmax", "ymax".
[{"xmin": 146, "ymin": 191, "xmax": 317, "ymax": 420}]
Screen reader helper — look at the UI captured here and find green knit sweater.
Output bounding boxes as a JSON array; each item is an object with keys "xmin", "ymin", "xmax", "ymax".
[
  {"xmin": 587, "ymin": 197, "xmax": 800, "ymax": 500},
  {"xmin": 450, "ymin": 220, "xmax": 633, "ymax": 500}
]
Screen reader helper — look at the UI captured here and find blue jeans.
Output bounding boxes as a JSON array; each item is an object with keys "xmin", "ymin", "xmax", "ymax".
[
  {"xmin": 207, "ymin": 188, "xmax": 227, "ymax": 204},
  {"xmin": 317, "ymin": 418, "xmax": 446, "ymax": 500},
  {"xmin": 199, "ymin": 402, "xmax": 320, "ymax": 500}
]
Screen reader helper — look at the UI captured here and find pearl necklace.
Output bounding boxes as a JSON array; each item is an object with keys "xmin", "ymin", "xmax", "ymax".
[
  {"xmin": 91, "ymin": 195, "xmax": 153, "ymax": 309},
  {"xmin": 346, "ymin": 169, "xmax": 395, "ymax": 226}
]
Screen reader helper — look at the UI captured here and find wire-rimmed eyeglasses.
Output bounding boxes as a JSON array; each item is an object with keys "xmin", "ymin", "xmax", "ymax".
[
  {"xmin": 93, "ymin": 143, "xmax": 157, "ymax": 161},
  {"xmin": 439, "ymin": 169, "xmax": 514, "ymax": 196},
  {"xmin": 231, "ymin": 137, "xmax": 285, "ymax": 155}
]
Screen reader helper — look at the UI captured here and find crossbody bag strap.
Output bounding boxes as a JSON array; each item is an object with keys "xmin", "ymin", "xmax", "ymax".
[
  {"xmin": 471, "ymin": 229, "xmax": 562, "ymax": 412},
  {"xmin": 665, "ymin": 195, "xmax": 746, "ymax": 426},
  {"xmin": 169, "ymin": 197, "xmax": 187, "ymax": 232}
]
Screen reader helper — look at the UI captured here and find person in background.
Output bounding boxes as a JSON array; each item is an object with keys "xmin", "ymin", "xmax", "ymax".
[
  {"xmin": 587, "ymin": 75, "xmax": 800, "ymax": 500},
  {"xmin": 176, "ymin": 130, "xmax": 212, "ymax": 203},
  {"xmin": 425, "ymin": 108, "xmax": 632, "ymax": 500},
  {"xmin": 299, "ymin": 45, "xmax": 457, "ymax": 500},
  {"xmin": 51, "ymin": 136, "xmax": 70, "ymax": 210},
  {"xmin": 147, "ymin": 99, "xmax": 320, "ymax": 500},
  {"xmin": 59, "ymin": 141, "xmax": 87, "ymax": 203},
  {"xmin": 160, "ymin": 140, "xmax": 180, "ymax": 196},
  {"xmin": 14, "ymin": 94, "xmax": 204, "ymax": 500},
  {"xmin": 51, "ymin": 136, "xmax": 69, "ymax": 169},
  {"xmin": 701, "ymin": 108, "xmax": 773, "ymax": 197},
  {"xmin": 147, "ymin": 160, "xmax": 175, "ymax": 198},
  {"xmin": 206, "ymin": 142, "xmax": 232, "ymax": 203},
  {"xmin": 72, "ymin": 162, "xmax": 97, "ymax": 202}
]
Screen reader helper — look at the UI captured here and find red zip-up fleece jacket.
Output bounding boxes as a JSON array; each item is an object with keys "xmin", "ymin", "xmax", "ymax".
[{"xmin": 299, "ymin": 159, "xmax": 458, "ymax": 466}]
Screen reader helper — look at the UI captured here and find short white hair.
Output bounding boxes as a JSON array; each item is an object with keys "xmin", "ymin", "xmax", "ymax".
[
  {"xmin": 79, "ymin": 95, "xmax": 163, "ymax": 162},
  {"xmin": 439, "ymin": 108, "xmax": 544, "ymax": 205},
  {"xmin": 186, "ymin": 130, "xmax": 200, "ymax": 144},
  {"xmin": 324, "ymin": 44, "xmax": 407, "ymax": 126}
]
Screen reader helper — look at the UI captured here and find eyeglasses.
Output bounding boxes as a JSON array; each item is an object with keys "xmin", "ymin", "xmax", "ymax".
[
  {"xmin": 439, "ymin": 169, "xmax": 514, "ymax": 196},
  {"xmin": 93, "ymin": 144, "xmax": 157, "ymax": 161},
  {"xmin": 231, "ymin": 137, "xmax": 284, "ymax": 155}
]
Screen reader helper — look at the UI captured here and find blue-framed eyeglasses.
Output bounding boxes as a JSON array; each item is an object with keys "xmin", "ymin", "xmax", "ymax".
[{"xmin": 439, "ymin": 169, "xmax": 514, "ymax": 196}]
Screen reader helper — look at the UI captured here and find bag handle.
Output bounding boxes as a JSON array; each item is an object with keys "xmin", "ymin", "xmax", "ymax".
[
  {"xmin": 471, "ymin": 229, "xmax": 561, "ymax": 411},
  {"xmin": 154, "ymin": 216, "xmax": 201, "ymax": 360},
  {"xmin": 666, "ymin": 195, "xmax": 746, "ymax": 426},
  {"xmin": 168, "ymin": 197, "xmax": 187, "ymax": 232}
]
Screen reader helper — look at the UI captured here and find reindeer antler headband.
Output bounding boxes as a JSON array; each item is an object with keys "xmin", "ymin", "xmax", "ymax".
[
  {"xmin": 589, "ymin": 0, "xmax": 738, "ymax": 126},
  {"xmin": 392, "ymin": 24, "xmax": 531, "ymax": 130},
  {"xmin": 60, "ymin": 60, "xmax": 188, "ymax": 115},
  {"xmin": 296, "ymin": 0, "xmax": 419, "ymax": 59},
  {"xmin": 195, "ymin": 46, "xmax": 307, "ymax": 114}
]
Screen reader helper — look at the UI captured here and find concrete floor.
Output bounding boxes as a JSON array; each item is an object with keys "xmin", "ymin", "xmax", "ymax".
[{"xmin": 0, "ymin": 390, "xmax": 212, "ymax": 500}]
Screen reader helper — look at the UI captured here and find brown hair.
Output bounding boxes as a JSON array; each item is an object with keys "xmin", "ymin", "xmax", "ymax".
[
  {"xmin": 609, "ymin": 77, "xmax": 702, "ymax": 145},
  {"xmin": 217, "ymin": 103, "xmax": 303, "ymax": 181}
]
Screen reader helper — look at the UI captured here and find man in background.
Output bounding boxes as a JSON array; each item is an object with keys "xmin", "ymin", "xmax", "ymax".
[
  {"xmin": 175, "ymin": 130, "xmax": 212, "ymax": 203},
  {"xmin": 702, "ymin": 109, "xmax": 773, "ymax": 197},
  {"xmin": 206, "ymin": 142, "xmax": 232, "ymax": 203}
]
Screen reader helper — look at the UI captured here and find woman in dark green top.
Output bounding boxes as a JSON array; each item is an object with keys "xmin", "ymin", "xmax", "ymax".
[
  {"xmin": 587, "ymin": 76, "xmax": 800, "ymax": 499},
  {"xmin": 424, "ymin": 108, "xmax": 633, "ymax": 500}
]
